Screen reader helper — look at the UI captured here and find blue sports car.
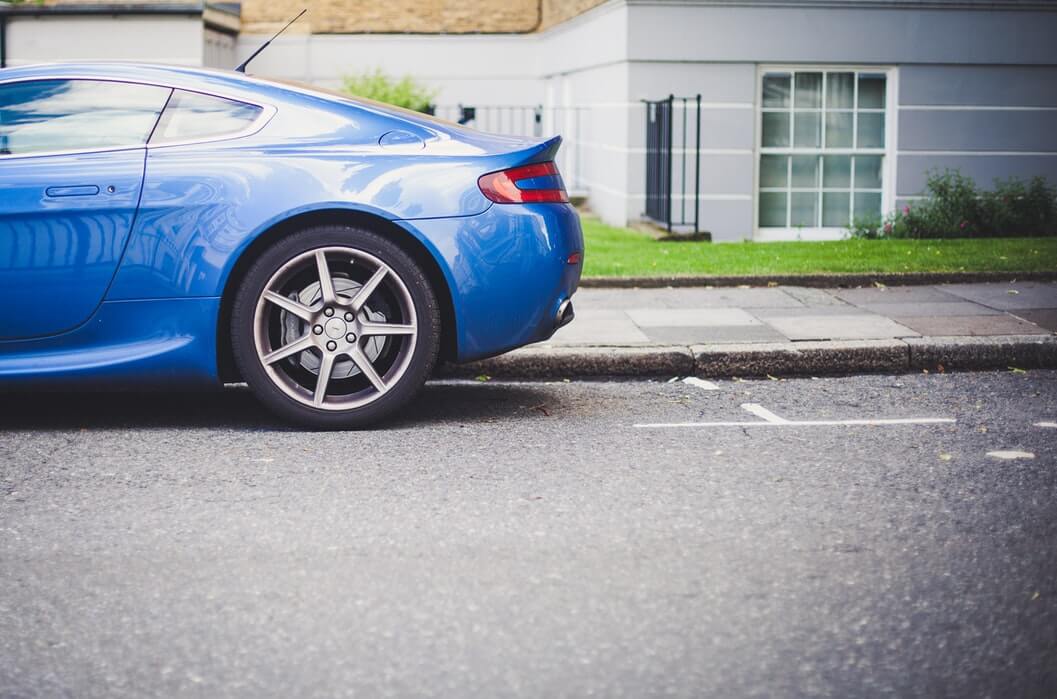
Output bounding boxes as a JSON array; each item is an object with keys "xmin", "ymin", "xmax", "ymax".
[{"xmin": 0, "ymin": 63, "xmax": 583, "ymax": 427}]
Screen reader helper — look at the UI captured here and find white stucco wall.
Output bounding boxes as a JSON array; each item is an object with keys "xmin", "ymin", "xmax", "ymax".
[
  {"xmin": 4, "ymin": 15, "xmax": 204, "ymax": 67},
  {"xmin": 204, "ymin": 27, "xmax": 237, "ymax": 70},
  {"xmin": 234, "ymin": 32, "xmax": 546, "ymax": 105}
]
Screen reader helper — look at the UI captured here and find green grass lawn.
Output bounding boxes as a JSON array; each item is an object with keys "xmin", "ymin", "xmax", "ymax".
[{"xmin": 581, "ymin": 218, "xmax": 1057, "ymax": 278}]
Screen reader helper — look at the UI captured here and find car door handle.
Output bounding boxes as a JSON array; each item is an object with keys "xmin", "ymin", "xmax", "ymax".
[{"xmin": 45, "ymin": 185, "xmax": 101, "ymax": 198}]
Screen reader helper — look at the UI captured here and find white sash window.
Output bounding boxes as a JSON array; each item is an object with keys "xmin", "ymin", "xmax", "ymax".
[{"xmin": 757, "ymin": 69, "xmax": 893, "ymax": 239}]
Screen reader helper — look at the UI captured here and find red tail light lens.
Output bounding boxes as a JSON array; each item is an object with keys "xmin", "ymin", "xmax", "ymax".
[{"xmin": 478, "ymin": 162, "xmax": 569, "ymax": 204}]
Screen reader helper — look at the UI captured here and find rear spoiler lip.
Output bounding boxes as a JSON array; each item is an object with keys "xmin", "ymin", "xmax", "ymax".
[
  {"xmin": 519, "ymin": 134, "xmax": 563, "ymax": 165},
  {"xmin": 475, "ymin": 134, "xmax": 564, "ymax": 174}
]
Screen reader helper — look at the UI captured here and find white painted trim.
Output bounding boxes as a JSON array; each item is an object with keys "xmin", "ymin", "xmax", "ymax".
[
  {"xmin": 577, "ymin": 139, "xmax": 752, "ymax": 156},
  {"xmin": 754, "ymin": 227, "xmax": 849, "ymax": 242},
  {"xmin": 452, "ymin": 101, "xmax": 754, "ymax": 110},
  {"xmin": 886, "ymin": 66, "xmax": 900, "ymax": 228},
  {"xmin": 900, "ymin": 105, "xmax": 1057, "ymax": 112},
  {"xmin": 898, "ymin": 150, "xmax": 1057, "ymax": 157},
  {"xmin": 547, "ymin": 101, "xmax": 754, "ymax": 111},
  {"xmin": 752, "ymin": 64, "xmax": 762, "ymax": 236},
  {"xmin": 694, "ymin": 194, "xmax": 753, "ymax": 201},
  {"xmin": 579, "ymin": 178, "xmax": 751, "ymax": 201}
]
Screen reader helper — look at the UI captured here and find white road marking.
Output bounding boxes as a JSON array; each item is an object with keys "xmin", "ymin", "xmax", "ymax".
[
  {"xmin": 636, "ymin": 418, "xmax": 956, "ymax": 428},
  {"xmin": 740, "ymin": 403, "xmax": 789, "ymax": 424},
  {"xmin": 1035, "ymin": 421, "xmax": 1057, "ymax": 428},
  {"xmin": 987, "ymin": 450, "xmax": 1035, "ymax": 460},
  {"xmin": 634, "ymin": 402, "xmax": 956, "ymax": 429},
  {"xmin": 683, "ymin": 377, "xmax": 719, "ymax": 391}
]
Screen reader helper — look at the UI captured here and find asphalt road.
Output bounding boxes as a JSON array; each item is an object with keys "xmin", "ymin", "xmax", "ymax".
[{"xmin": 2, "ymin": 371, "xmax": 1056, "ymax": 698}]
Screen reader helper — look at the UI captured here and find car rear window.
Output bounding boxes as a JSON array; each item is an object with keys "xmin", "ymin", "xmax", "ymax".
[{"xmin": 150, "ymin": 90, "xmax": 262, "ymax": 145}]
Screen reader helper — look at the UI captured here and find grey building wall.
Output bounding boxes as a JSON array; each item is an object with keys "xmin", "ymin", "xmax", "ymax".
[
  {"xmin": 628, "ymin": 62, "xmax": 756, "ymax": 241},
  {"xmin": 895, "ymin": 65, "xmax": 1057, "ymax": 210},
  {"xmin": 622, "ymin": 0, "xmax": 1057, "ymax": 240}
]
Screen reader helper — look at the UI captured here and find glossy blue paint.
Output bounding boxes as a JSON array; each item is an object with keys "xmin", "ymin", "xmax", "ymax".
[
  {"xmin": 0, "ymin": 298, "xmax": 220, "ymax": 387},
  {"xmin": 0, "ymin": 148, "xmax": 147, "ymax": 339},
  {"xmin": 399, "ymin": 203, "xmax": 583, "ymax": 361},
  {"xmin": 0, "ymin": 63, "xmax": 583, "ymax": 384}
]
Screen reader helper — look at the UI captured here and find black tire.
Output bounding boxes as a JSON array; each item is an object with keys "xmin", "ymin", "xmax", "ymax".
[{"xmin": 230, "ymin": 224, "xmax": 441, "ymax": 429}]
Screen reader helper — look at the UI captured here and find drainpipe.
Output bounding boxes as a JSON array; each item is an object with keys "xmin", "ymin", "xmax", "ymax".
[{"xmin": 1, "ymin": 14, "xmax": 7, "ymax": 69}]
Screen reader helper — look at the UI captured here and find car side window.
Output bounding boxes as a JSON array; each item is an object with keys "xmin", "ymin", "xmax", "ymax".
[
  {"xmin": 150, "ymin": 90, "xmax": 263, "ymax": 144},
  {"xmin": 0, "ymin": 79, "xmax": 171, "ymax": 156}
]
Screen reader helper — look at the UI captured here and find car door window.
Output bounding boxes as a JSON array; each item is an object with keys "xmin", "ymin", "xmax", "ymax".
[
  {"xmin": 0, "ymin": 79, "xmax": 171, "ymax": 156},
  {"xmin": 150, "ymin": 90, "xmax": 262, "ymax": 144}
]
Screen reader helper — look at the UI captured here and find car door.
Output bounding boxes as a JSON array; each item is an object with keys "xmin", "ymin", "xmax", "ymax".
[{"xmin": 0, "ymin": 78, "xmax": 171, "ymax": 340}]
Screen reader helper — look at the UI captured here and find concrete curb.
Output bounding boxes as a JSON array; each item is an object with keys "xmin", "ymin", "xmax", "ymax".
[
  {"xmin": 905, "ymin": 335, "xmax": 1057, "ymax": 371},
  {"xmin": 440, "ymin": 335, "xmax": 1057, "ymax": 379},
  {"xmin": 443, "ymin": 345, "xmax": 694, "ymax": 378},
  {"xmin": 580, "ymin": 271, "xmax": 1057, "ymax": 289},
  {"xmin": 692, "ymin": 339, "xmax": 908, "ymax": 377}
]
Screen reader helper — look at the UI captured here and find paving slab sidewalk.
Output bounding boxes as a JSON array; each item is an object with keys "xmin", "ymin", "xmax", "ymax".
[{"xmin": 447, "ymin": 281, "xmax": 1057, "ymax": 378}]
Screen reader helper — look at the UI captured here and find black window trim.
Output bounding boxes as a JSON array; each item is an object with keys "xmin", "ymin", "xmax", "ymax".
[{"xmin": 0, "ymin": 75, "xmax": 275, "ymax": 161}]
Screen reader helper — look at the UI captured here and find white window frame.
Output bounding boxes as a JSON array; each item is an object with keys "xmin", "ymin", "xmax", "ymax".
[{"xmin": 753, "ymin": 65, "xmax": 899, "ymax": 242}]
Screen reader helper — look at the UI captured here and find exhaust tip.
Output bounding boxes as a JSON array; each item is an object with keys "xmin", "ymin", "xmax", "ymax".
[{"xmin": 555, "ymin": 299, "xmax": 575, "ymax": 329}]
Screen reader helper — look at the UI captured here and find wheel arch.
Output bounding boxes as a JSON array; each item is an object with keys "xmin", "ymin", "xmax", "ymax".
[{"xmin": 216, "ymin": 208, "xmax": 458, "ymax": 383}]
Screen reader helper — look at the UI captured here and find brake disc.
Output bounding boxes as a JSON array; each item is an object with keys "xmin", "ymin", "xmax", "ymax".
[{"xmin": 280, "ymin": 277, "xmax": 387, "ymax": 379}]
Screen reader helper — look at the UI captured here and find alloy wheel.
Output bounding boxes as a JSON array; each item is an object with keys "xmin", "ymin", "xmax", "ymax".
[{"xmin": 251, "ymin": 246, "xmax": 418, "ymax": 410}]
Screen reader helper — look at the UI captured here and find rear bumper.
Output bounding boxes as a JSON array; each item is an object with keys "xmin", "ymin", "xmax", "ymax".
[{"xmin": 398, "ymin": 202, "xmax": 583, "ymax": 363}]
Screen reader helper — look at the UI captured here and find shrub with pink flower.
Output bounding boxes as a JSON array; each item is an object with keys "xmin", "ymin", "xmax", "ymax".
[{"xmin": 848, "ymin": 169, "xmax": 1056, "ymax": 239}]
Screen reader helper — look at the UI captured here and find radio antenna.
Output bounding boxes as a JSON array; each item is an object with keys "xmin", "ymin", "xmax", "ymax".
[{"xmin": 235, "ymin": 8, "xmax": 307, "ymax": 74}]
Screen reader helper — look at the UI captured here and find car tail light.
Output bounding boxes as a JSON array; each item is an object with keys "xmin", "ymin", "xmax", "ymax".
[{"xmin": 478, "ymin": 162, "xmax": 569, "ymax": 204}]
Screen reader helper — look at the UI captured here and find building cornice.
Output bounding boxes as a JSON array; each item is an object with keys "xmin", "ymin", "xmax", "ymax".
[{"xmin": 0, "ymin": 3, "xmax": 204, "ymax": 17}]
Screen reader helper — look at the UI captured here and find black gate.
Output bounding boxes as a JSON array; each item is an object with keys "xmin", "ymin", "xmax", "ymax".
[{"xmin": 643, "ymin": 95, "xmax": 701, "ymax": 234}]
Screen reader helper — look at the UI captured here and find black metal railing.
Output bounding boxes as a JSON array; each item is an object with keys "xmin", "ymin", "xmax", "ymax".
[
  {"xmin": 433, "ymin": 104, "xmax": 587, "ymax": 192},
  {"xmin": 643, "ymin": 94, "xmax": 701, "ymax": 233}
]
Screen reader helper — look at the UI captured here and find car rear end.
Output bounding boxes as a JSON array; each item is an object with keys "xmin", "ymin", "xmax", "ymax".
[
  {"xmin": 387, "ymin": 129, "xmax": 583, "ymax": 363},
  {"xmin": 247, "ymin": 78, "xmax": 584, "ymax": 363},
  {"xmin": 477, "ymin": 148, "xmax": 583, "ymax": 323}
]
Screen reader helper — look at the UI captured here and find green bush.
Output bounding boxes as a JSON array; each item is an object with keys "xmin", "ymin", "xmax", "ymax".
[
  {"xmin": 979, "ymin": 176, "xmax": 1057, "ymax": 237},
  {"xmin": 850, "ymin": 170, "xmax": 1057, "ymax": 239},
  {"xmin": 848, "ymin": 214, "xmax": 884, "ymax": 239},
  {"xmin": 341, "ymin": 69, "xmax": 437, "ymax": 114}
]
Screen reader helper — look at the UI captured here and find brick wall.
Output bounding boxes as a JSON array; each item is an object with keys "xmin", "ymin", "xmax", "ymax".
[
  {"xmin": 241, "ymin": 0, "xmax": 609, "ymax": 35},
  {"xmin": 242, "ymin": 0, "xmax": 537, "ymax": 35},
  {"xmin": 540, "ymin": 0, "xmax": 608, "ymax": 30}
]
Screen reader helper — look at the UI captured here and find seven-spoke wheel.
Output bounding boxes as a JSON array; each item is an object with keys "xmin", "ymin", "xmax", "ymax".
[{"xmin": 231, "ymin": 226, "xmax": 440, "ymax": 428}]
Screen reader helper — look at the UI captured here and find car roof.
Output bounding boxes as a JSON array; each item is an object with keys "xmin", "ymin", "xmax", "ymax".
[
  {"xmin": 0, "ymin": 62, "xmax": 302, "ymax": 102},
  {"xmin": 0, "ymin": 61, "xmax": 549, "ymax": 156},
  {"xmin": 0, "ymin": 61, "xmax": 484, "ymax": 136}
]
